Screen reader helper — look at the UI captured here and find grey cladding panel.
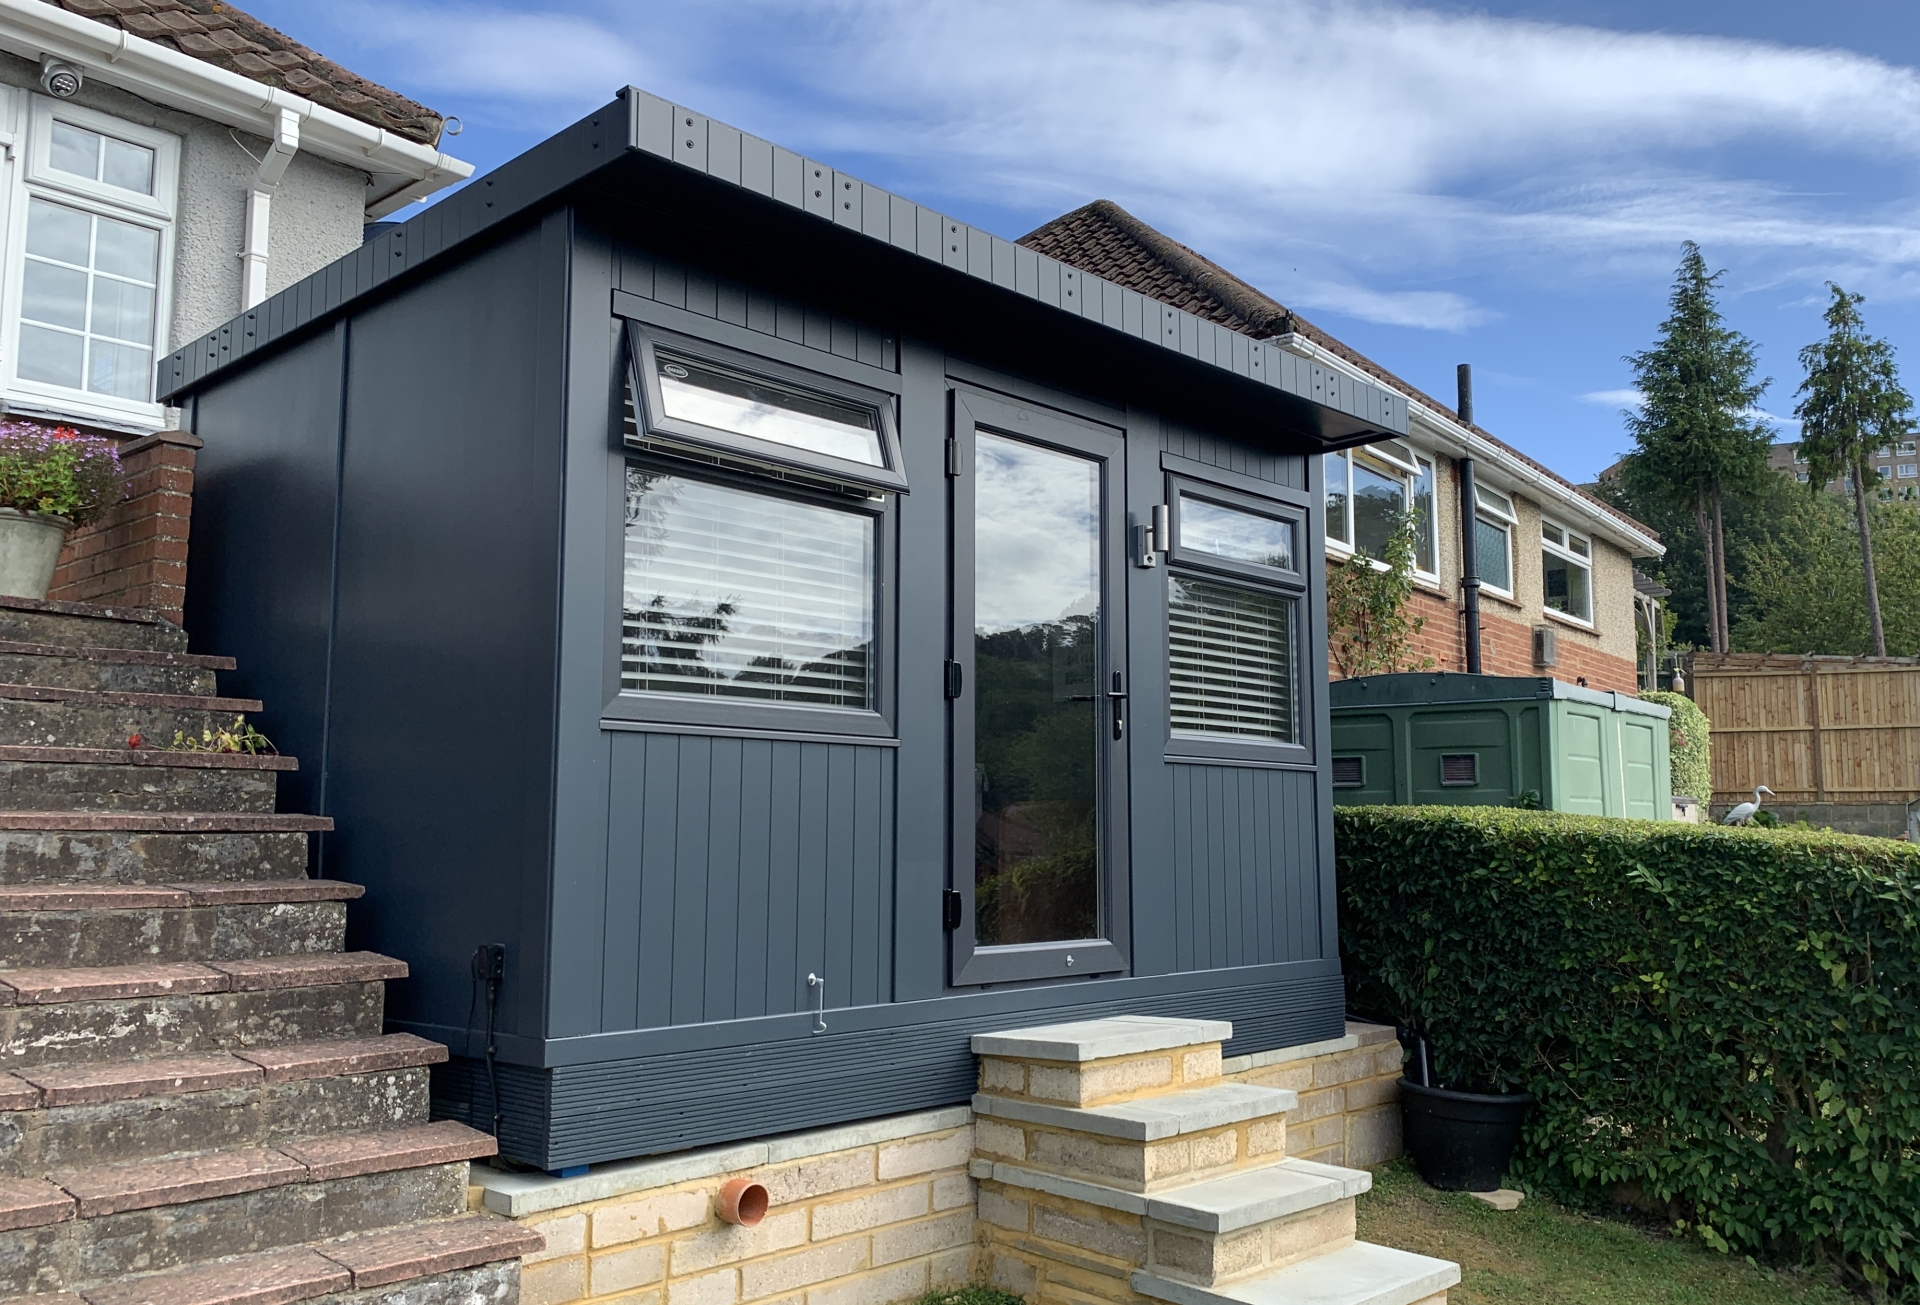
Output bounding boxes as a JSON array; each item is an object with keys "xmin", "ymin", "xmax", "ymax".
[
  {"xmin": 602, "ymin": 732, "xmax": 896, "ymax": 1031},
  {"xmin": 1162, "ymin": 423, "xmax": 1305, "ymax": 489},
  {"xmin": 1168, "ymin": 765, "xmax": 1323, "ymax": 972}
]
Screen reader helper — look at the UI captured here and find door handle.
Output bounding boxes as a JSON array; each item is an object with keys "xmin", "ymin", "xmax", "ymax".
[{"xmin": 1108, "ymin": 672, "xmax": 1127, "ymax": 741}]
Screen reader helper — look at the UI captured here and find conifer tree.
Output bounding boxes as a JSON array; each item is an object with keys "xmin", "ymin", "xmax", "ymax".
[
  {"xmin": 1795, "ymin": 284, "xmax": 1914, "ymax": 659},
  {"xmin": 1619, "ymin": 243, "xmax": 1771, "ymax": 653}
]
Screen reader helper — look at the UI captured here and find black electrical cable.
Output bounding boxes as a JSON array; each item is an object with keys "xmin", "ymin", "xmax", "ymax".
[
  {"xmin": 483, "ymin": 969, "xmax": 502, "ymax": 1139},
  {"xmin": 462, "ymin": 968, "xmax": 481, "ymax": 1132}
]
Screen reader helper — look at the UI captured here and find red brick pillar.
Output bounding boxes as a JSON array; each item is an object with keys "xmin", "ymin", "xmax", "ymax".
[{"xmin": 47, "ymin": 429, "xmax": 201, "ymax": 625}]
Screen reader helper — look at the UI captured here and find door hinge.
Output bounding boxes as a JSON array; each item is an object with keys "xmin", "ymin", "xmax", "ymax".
[
  {"xmin": 942, "ymin": 889, "xmax": 963, "ymax": 931},
  {"xmin": 945, "ymin": 437, "xmax": 961, "ymax": 477},
  {"xmin": 944, "ymin": 660, "xmax": 963, "ymax": 698}
]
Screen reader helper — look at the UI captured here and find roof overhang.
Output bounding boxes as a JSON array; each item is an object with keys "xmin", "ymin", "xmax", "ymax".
[
  {"xmin": 0, "ymin": 0, "xmax": 471, "ymax": 216},
  {"xmin": 159, "ymin": 87, "xmax": 1405, "ymax": 452}
]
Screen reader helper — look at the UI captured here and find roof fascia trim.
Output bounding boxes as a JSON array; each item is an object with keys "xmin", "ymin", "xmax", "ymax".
[
  {"xmin": 0, "ymin": 0, "xmax": 472, "ymax": 214},
  {"xmin": 1277, "ymin": 332, "xmax": 1663, "ymax": 557}
]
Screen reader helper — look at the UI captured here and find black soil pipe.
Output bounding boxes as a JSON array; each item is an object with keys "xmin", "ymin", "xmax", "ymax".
[{"xmin": 1458, "ymin": 364, "xmax": 1483, "ymax": 674}]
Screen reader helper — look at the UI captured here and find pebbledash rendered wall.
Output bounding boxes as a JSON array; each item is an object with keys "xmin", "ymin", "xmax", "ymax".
[{"xmin": 479, "ymin": 1025, "xmax": 1404, "ymax": 1305}]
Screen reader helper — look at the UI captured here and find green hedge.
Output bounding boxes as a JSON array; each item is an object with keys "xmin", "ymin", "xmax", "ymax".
[
  {"xmin": 1338, "ymin": 805, "xmax": 1920, "ymax": 1292},
  {"xmin": 1642, "ymin": 689, "xmax": 1712, "ymax": 802}
]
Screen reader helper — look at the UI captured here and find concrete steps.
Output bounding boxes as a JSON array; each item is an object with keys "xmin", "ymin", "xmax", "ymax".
[
  {"xmin": 971, "ymin": 1016, "xmax": 1457, "ymax": 1305},
  {"xmin": 0, "ymin": 600, "xmax": 538, "ymax": 1299}
]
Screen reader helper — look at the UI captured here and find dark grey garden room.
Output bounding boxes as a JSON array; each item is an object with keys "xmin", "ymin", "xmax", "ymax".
[{"xmin": 158, "ymin": 87, "xmax": 1408, "ymax": 1171}]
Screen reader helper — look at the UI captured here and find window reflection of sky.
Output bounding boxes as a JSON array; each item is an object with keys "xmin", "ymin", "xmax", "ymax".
[
  {"xmin": 658, "ymin": 365, "xmax": 882, "ymax": 466},
  {"xmin": 974, "ymin": 432, "xmax": 1098, "ymax": 635},
  {"xmin": 1179, "ymin": 496, "xmax": 1293, "ymax": 570}
]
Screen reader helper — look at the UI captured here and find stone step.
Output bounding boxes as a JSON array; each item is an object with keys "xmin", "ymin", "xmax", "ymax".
[
  {"xmin": 0, "ymin": 957, "xmax": 398, "ymax": 1070},
  {"xmin": 973, "ymin": 1080, "xmax": 1297, "ymax": 1192},
  {"xmin": 0, "ymin": 599, "xmax": 185, "ymax": 655},
  {"xmin": 0, "ymin": 820, "xmax": 326, "ymax": 887},
  {"xmin": 0, "ymin": 881, "xmax": 363, "ymax": 968},
  {"xmin": 0, "ymin": 1035, "xmax": 447, "ymax": 1176},
  {"xmin": 0, "ymin": 1127, "xmax": 494, "ymax": 1294},
  {"xmin": 72, "ymin": 1215, "xmax": 539, "ymax": 1305},
  {"xmin": 0, "ymin": 749, "xmax": 293, "ymax": 814},
  {"xmin": 1132, "ymin": 1240, "xmax": 1459, "ymax": 1305},
  {"xmin": 0, "ymin": 641, "xmax": 231, "ymax": 697},
  {"xmin": 0, "ymin": 686, "xmax": 265, "ymax": 751}
]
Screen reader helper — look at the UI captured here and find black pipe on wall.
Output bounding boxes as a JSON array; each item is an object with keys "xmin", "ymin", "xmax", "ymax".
[{"xmin": 1457, "ymin": 364, "xmax": 1483, "ymax": 674}]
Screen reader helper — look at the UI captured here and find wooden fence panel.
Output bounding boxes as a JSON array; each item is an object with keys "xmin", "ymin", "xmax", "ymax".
[{"xmin": 1693, "ymin": 654, "xmax": 1920, "ymax": 804}]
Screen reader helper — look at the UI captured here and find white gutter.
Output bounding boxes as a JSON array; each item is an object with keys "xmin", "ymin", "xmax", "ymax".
[
  {"xmin": 1275, "ymin": 333, "xmax": 1665, "ymax": 558},
  {"xmin": 240, "ymin": 106, "xmax": 297, "ymax": 310},
  {"xmin": 0, "ymin": 0, "xmax": 471, "ymax": 217}
]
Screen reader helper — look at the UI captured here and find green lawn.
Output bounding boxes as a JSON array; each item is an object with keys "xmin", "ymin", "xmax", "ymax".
[{"xmin": 1355, "ymin": 1161, "xmax": 1853, "ymax": 1305}]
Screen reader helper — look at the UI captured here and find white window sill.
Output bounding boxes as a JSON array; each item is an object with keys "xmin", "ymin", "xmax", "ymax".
[
  {"xmin": 1542, "ymin": 607, "xmax": 1596, "ymax": 633},
  {"xmin": 0, "ymin": 387, "xmax": 167, "ymax": 435}
]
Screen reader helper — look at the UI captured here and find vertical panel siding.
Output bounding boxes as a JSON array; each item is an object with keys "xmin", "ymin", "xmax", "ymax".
[
  {"xmin": 603, "ymin": 732, "xmax": 895, "ymax": 1030},
  {"xmin": 615, "ymin": 249, "xmax": 898, "ymax": 373},
  {"xmin": 1162, "ymin": 422, "xmax": 1305, "ymax": 490},
  {"xmin": 1168, "ymin": 763, "xmax": 1323, "ymax": 971}
]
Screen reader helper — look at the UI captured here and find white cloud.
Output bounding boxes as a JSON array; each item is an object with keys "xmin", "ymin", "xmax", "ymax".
[
  {"xmin": 296, "ymin": 0, "xmax": 1920, "ymax": 327},
  {"xmin": 1580, "ymin": 389, "xmax": 1645, "ymax": 408}
]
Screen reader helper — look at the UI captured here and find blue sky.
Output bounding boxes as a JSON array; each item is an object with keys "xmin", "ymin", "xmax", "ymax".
[{"xmin": 248, "ymin": 0, "xmax": 1920, "ymax": 481}]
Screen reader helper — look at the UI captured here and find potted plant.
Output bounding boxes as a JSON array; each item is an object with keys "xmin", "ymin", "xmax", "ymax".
[
  {"xmin": 1397, "ymin": 1030, "xmax": 1534, "ymax": 1192},
  {"xmin": 0, "ymin": 422, "xmax": 125, "ymax": 601}
]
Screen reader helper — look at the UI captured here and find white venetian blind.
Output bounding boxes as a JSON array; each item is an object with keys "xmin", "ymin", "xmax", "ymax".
[
  {"xmin": 622, "ymin": 471, "xmax": 874, "ymax": 708},
  {"xmin": 1168, "ymin": 576, "xmax": 1297, "ymax": 742}
]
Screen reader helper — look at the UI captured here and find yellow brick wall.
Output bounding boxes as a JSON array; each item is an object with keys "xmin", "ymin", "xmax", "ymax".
[
  {"xmin": 1222, "ymin": 1023, "xmax": 1405, "ymax": 1169},
  {"xmin": 503, "ymin": 1121, "xmax": 976, "ymax": 1305}
]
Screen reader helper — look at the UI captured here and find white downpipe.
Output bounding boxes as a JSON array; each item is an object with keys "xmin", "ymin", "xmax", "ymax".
[{"xmin": 240, "ymin": 107, "xmax": 298, "ymax": 311}]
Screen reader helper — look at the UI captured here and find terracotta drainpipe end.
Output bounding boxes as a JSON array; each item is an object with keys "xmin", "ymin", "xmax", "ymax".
[{"xmin": 717, "ymin": 1177, "xmax": 769, "ymax": 1226}]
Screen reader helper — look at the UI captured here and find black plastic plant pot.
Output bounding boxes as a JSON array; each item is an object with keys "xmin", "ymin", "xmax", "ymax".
[{"xmin": 1399, "ymin": 1078, "xmax": 1534, "ymax": 1191}]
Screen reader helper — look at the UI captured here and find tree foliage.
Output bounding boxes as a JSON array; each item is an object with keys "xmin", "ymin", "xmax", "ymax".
[
  {"xmin": 1794, "ymin": 284, "xmax": 1915, "ymax": 658},
  {"xmin": 1326, "ymin": 513, "xmax": 1434, "ymax": 678},
  {"xmin": 1617, "ymin": 244, "xmax": 1772, "ymax": 653}
]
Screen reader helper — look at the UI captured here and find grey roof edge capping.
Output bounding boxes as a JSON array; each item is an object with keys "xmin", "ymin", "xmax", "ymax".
[{"xmin": 158, "ymin": 85, "xmax": 1407, "ymax": 439}]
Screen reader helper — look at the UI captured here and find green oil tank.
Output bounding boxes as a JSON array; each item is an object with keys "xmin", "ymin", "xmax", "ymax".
[{"xmin": 1329, "ymin": 673, "xmax": 1672, "ymax": 819}]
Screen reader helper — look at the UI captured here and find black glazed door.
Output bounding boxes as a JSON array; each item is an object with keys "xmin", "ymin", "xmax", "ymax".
[{"xmin": 948, "ymin": 386, "xmax": 1129, "ymax": 986}]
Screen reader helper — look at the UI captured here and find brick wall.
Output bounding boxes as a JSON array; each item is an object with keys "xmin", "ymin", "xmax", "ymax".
[
  {"xmin": 480, "ymin": 1109, "xmax": 975, "ymax": 1305},
  {"xmin": 47, "ymin": 430, "xmax": 200, "ymax": 625},
  {"xmin": 1222, "ymin": 1021, "xmax": 1403, "ymax": 1169}
]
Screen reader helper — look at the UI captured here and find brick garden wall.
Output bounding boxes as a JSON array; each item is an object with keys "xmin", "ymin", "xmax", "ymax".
[{"xmin": 47, "ymin": 430, "xmax": 200, "ymax": 624}]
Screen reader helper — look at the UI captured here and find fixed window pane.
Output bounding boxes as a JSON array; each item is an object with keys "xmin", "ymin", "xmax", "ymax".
[
  {"xmin": 87, "ymin": 340, "xmax": 151, "ymax": 400},
  {"xmin": 1352, "ymin": 458, "xmax": 1407, "ymax": 558},
  {"xmin": 93, "ymin": 217, "xmax": 157, "ymax": 282},
  {"xmin": 26, "ymin": 198, "xmax": 90, "ymax": 265},
  {"xmin": 1542, "ymin": 549, "xmax": 1590, "ymax": 621},
  {"xmin": 1475, "ymin": 515, "xmax": 1512, "ymax": 591},
  {"xmin": 656, "ymin": 351, "xmax": 883, "ymax": 466},
  {"xmin": 48, "ymin": 122, "xmax": 98, "ymax": 181},
  {"xmin": 973, "ymin": 430, "xmax": 1101, "ymax": 948},
  {"xmin": 1413, "ymin": 458, "xmax": 1436, "ymax": 573},
  {"xmin": 1169, "ymin": 576, "xmax": 1297, "ymax": 743},
  {"xmin": 100, "ymin": 137, "xmax": 155, "ymax": 194},
  {"xmin": 1326, "ymin": 451, "xmax": 1349, "ymax": 544},
  {"xmin": 1178, "ymin": 494, "xmax": 1293, "ymax": 570},
  {"xmin": 23, "ymin": 260, "xmax": 87, "ymax": 330},
  {"xmin": 620, "ymin": 471, "xmax": 873, "ymax": 709},
  {"xmin": 17, "ymin": 325, "xmax": 84, "ymax": 389},
  {"xmin": 90, "ymin": 277, "xmax": 154, "ymax": 345}
]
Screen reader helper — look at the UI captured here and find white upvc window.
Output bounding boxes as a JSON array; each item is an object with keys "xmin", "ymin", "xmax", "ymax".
[
  {"xmin": 1325, "ymin": 437, "xmax": 1437, "ymax": 581},
  {"xmin": 1472, "ymin": 484, "xmax": 1516, "ymax": 598},
  {"xmin": 1902, "ymin": 441, "xmax": 1919, "ymax": 456},
  {"xmin": 1900, "ymin": 463, "xmax": 1919, "ymax": 479},
  {"xmin": 0, "ymin": 95, "xmax": 178, "ymax": 427},
  {"xmin": 1541, "ymin": 517, "xmax": 1593, "ymax": 625}
]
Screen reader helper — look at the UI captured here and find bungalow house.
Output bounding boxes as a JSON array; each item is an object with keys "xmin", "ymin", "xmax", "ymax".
[
  {"xmin": 0, "ymin": 0, "xmax": 469, "ymax": 616},
  {"xmin": 1021, "ymin": 202, "xmax": 1664, "ymax": 693},
  {"xmin": 156, "ymin": 87, "xmax": 1465, "ymax": 1305}
]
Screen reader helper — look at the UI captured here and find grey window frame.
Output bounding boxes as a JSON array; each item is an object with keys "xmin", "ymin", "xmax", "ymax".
[
  {"xmin": 1162, "ymin": 471, "xmax": 1314, "ymax": 769},
  {"xmin": 625, "ymin": 321, "xmax": 908, "ymax": 494},
  {"xmin": 948, "ymin": 384, "xmax": 1130, "ymax": 988}
]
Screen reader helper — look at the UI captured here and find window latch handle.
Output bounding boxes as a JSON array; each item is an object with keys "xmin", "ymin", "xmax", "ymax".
[{"xmin": 1108, "ymin": 672, "xmax": 1127, "ymax": 741}]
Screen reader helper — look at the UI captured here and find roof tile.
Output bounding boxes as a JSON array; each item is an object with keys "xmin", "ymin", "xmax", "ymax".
[{"xmin": 40, "ymin": 0, "xmax": 447, "ymax": 146}]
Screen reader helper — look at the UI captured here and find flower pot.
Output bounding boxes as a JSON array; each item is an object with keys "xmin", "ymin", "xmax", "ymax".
[
  {"xmin": 0, "ymin": 509, "xmax": 71, "ymax": 600},
  {"xmin": 1399, "ymin": 1078, "xmax": 1533, "ymax": 1192}
]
